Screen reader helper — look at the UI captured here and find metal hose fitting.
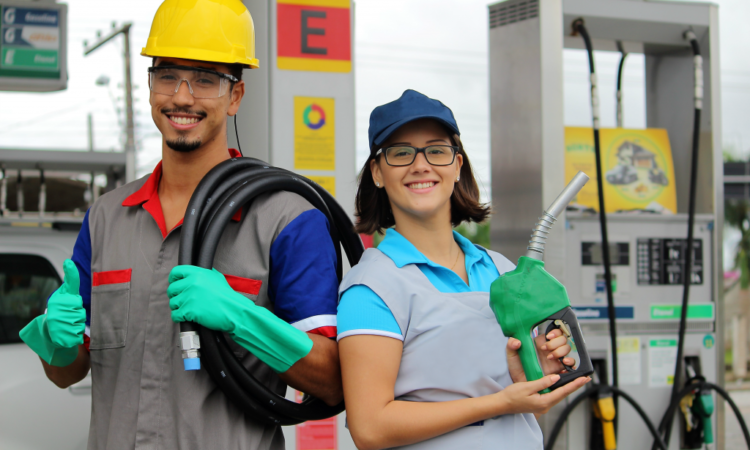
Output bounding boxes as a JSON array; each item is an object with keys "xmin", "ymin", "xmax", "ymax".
[
  {"xmin": 180, "ymin": 331, "xmax": 201, "ymax": 370},
  {"xmin": 525, "ymin": 171, "xmax": 590, "ymax": 260}
]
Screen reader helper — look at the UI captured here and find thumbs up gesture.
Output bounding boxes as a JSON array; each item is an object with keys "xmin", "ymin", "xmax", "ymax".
[
  {"xmin": 45, "ymin": 259, "xmax": 86, "ymax": 349},
  {"xmin": 19, "ymin": 259, "xmax": 86, "ymax": 367}
]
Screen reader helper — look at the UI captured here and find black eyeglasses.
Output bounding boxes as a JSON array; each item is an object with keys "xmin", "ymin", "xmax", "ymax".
[{"xmin": 375, "ymin": 145, "xmax": 458, "ymax": 167}]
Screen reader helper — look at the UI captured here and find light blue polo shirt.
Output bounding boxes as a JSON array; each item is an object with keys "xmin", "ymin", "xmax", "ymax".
[{"xmin": 337, "ymin": 228, "xmax": 504, "ymax": 341}]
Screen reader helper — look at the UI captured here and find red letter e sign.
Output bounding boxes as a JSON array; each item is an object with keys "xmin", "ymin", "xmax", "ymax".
[{"xmin": 277, "ymin": 0, "xmax": 351, "ymax": 73}]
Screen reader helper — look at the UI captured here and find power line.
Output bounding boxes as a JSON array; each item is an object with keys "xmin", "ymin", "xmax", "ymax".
[{"xmin": 0, "ymin": 99, "xmax": 97, "ymax": 134}]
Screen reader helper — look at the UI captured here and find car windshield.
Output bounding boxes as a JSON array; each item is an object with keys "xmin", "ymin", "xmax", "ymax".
[{"xmin": 0, "ymin": 255, "xmax": 61, "ymax": 344}]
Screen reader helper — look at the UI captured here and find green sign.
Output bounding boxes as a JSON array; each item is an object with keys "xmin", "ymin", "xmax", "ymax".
[
  {"xmin": 1, "ymin": 47, "xmax": 57, "ymax": 70},
  {"xmin": 650, "ymin": 339, "xmax": 677, "ymax": 347},
  {"xmin": 650, "ymin": 304, "xmax": 714, "ymax": 321},
  {"xmin": 1, "ymin": 4, "xmax": 64, "ymax": 85}
]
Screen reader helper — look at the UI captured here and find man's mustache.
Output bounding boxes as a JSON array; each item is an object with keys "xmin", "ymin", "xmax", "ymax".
[{"xmin": 161, "ymin": 108, "xmax": 207, "ymax": 117}]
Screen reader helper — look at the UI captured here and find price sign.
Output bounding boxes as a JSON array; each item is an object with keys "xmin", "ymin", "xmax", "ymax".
[
  {"xmin": 636, "ymin": 238, "xmax": 703, "ymax": 286},
  {"xmin": 0, "ymin": 2, "xmax": 67, "ymax": 91}
]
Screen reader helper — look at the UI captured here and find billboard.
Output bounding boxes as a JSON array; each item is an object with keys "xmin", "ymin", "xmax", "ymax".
[{"xmin": 564, "ymin": 127, "xmax": 678, "ymax": 214}]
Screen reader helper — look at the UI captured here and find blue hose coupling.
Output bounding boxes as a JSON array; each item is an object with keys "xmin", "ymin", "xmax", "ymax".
[{"xmin": 180, "ymin": 331, "xmax": 201, "ymax": 371}]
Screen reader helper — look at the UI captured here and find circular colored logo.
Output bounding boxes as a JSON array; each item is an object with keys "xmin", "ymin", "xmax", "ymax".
[
  {"xmin": 303, "ymin": 104, "xmax": 326, "ymax": 130},
  {"xmin": 703, "ymin": 334, "xmax": 715, "ymax": 349}
]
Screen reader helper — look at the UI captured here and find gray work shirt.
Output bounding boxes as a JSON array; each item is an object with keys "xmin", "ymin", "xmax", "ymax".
[
  {"xmin": 339, "ymin": 247, "xmax": 544, "ymax": 450},
  {"xmin": 83, "ymin": 162, "xmax": 332, "ymax": 450}
]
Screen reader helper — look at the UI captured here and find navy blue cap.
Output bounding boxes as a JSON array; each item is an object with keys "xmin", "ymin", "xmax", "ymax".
[{"xmin": 368, "ymin": 89, "xmax": 460, "ymax": 153}]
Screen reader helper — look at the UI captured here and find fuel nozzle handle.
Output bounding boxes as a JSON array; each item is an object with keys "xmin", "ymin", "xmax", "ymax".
[{"xmin": 526, "ymin": 171, "xmax": 590, "ymax": 260}]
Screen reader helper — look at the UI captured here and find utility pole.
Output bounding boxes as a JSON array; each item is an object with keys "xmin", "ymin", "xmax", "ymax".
[
  {"xmin": 84, "ymin": 23, "xmax": 135, "ymax": 182},
  {"xmin": 87, "ymin": 113, "xmax": 94, "ymax": 152}
]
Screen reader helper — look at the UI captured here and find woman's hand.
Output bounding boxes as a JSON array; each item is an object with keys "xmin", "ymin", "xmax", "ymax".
[
  {"xmin": 495, "ymin": 374, "xmax": 590, "ymax": 416},
  {"xmin": 506, "ymin": 332, "xmax": 575, "ymax": 383},
  {"xmin": 536, "ymin": 328, "xmax": 575, "ymax": 375}
]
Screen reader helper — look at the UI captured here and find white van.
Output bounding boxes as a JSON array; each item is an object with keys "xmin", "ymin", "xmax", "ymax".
[
  {"xmin": 0, "ymin": 220, "xmax": 91, "ymax": 450},
  {"xmin": 0, "ymin": 149, "xmax": 125, "ymax": 449}
]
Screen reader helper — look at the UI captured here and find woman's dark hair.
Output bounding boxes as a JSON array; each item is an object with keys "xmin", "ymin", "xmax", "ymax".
[{"xmin": 355, "ymin": 133, "xmax": 490, "ymax": 235}]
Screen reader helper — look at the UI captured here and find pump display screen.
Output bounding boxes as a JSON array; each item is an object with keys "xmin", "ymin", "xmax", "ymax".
[
  {"xmin": 636, "ymin": 238, "xmax": 703, "ymax": 285},
  {"xmin": 581, "ymin": 242, "xmax": 630, "ymax": 266}
]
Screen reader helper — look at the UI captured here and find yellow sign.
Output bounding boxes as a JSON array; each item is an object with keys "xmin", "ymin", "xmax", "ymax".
[
  {"xmin": 307, "ymin": 176, "xmax": 336, "ymax": 197},
  {"xmin": 564, "ymin": 127, "xmax": 677, "ymax": 213},
  {"xmin": 294, "ymin": 97, "xmax": 335, "ymax": 171}
]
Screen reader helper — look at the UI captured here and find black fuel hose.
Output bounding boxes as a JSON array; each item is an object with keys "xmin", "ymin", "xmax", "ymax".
[
  {"xmin": 616, "ymin": 41, "xmax": 627, "ymax": 128},
  {"xmin": 573, "ymin": 15, "xmax": 620, "ymax": 412},
  {"xmin": 651, "ymin": 29, "xmax": 703, "ymax": 449},
  {"xmin": 178, "ymin": 156, "xmax": 364, "ymax": 425},
  {"xmin": 544, "ymin": 384, "xmax": 668, "ymax": 450}
]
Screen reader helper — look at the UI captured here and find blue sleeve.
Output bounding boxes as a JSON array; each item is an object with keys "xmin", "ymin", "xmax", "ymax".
[
  {"xmin": 337, "ymin": 285, "xmax": 403, "ymax": 341},
  {"xmin": 268, "ymin": 209, "xmax": 339, "ymax": 337},
  {"xmin": 71, "ymin": 210, "xmax": 92, "ymax": 328}
]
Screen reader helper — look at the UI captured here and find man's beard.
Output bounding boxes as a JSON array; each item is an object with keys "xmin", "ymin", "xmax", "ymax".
[{"xmin": 166, "ymin": 137, "xmax": 202, "ymax": 153}]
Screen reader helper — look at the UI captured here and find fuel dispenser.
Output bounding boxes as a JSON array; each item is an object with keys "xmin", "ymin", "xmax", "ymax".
[{"xmin": 488, "ymin": 0, "xmax": 738, "ymax": 448}]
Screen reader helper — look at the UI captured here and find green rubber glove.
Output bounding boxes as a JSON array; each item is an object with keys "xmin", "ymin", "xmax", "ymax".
[
  {"xmin": 167, "ymin": 265, "xmax": 313, "ymax": 373},
  {"xmin": 19, "ymin": 259, "xmax": 85, "ymax": 367}
]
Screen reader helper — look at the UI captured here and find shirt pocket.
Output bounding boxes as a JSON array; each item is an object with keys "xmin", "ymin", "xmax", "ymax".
[{"xmin": 89, "ymin": 268, "xmax": 132, "ymax": 350}]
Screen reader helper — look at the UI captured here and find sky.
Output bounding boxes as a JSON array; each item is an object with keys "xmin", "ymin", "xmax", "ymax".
[
  {"xmin": 1, "ymin": 0, "xmax": 749, "ymax": 265},
  {"xmin": 2, "ymin": 0, "xmax": 748, "ymax": 173}
]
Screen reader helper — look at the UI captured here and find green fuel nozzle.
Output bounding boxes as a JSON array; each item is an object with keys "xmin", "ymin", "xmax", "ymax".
[{"xmin": 490, "ymin": 172, "xmax": 594, "ymax": 393}]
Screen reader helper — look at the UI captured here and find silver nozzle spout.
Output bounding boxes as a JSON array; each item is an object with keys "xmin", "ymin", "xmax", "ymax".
[{"xmin": 526, "ymin": 171, "xmax": 590, "ymax": 260}]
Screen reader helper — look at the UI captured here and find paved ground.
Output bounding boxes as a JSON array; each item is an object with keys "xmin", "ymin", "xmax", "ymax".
[{"xmin": 724, "ymin": 387, "xmax": 750, "ymax": 449}]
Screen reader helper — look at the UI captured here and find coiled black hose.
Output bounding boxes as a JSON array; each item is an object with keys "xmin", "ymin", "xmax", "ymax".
[{"xmin": 178, "ymin": 156, "xmax": 364, "ymax": 425}]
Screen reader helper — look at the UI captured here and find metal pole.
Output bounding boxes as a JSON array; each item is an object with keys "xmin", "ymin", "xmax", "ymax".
[
  {"xmin": 38, "ymin": 169, "xmax": 46, "ymax": 218},
  {"xmin": 87, "ymin": 113, "xmax": 94, "ymax": 152},
  {"xmin": 16, "ymin": 170, "xmax": 23, "ymax": 216},
  {"xmin": 84, "ymin": 22, "xmax": 135, "ymax": 182},
  {"xmin": 0, "ymin": 165, "xmax": 6, "ymax": 216},
  {"xmin": 122, "ymin": 25, "xmax": 135, "ymax": 182}
]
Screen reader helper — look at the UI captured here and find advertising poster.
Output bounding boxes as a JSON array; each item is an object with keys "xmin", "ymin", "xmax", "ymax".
[
  {"xmin": 648, "ymin": 338, "xmax": 677, "ymax": 388},
  {"xmin": 294, "ymin": 96, "xmax": 335, "ymax": 171},
  {"xmin": 564, "ymin": 127, "xmax": 677, "ymax": 213},
  {"xmin": 617, "ymin": 336, "xmax": 641, "ymax": 385}
]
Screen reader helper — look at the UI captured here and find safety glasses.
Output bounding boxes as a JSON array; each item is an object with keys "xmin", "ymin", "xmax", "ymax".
[
  {"xmin": 376, "ymin": 145, "xmax": 458, "ymax": 167},
  {"xmin": 147, "ymin": 65, "xmax": 238, "ymax": 99}
]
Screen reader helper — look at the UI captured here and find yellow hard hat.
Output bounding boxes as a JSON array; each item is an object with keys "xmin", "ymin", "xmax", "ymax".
[{"xmin": 141, "ymin": 0, "xmax": 259, "ymax": 69}]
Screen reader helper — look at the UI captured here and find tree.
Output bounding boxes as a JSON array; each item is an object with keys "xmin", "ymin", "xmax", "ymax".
[{"xmin": 726, "ymin": 181, "xmax": 750, "ymax": 378}]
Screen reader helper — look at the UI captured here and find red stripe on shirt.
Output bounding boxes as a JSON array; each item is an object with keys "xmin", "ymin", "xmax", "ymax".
[
  {"xmin": 224, "ymin": 274, "xmax": 262, "ymax": 296},
  {"xmin": 92, "ymin": 268, "xmax": 132, "ymax": 286},
  {"xmin": 308, "ymin": 326, "xmax": 337, "ymax": 338}
]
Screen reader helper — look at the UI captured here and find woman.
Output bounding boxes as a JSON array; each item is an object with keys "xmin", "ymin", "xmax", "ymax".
[{"xmin": 337, "ymin": 90, "xmax": 590, "ymax": 450}]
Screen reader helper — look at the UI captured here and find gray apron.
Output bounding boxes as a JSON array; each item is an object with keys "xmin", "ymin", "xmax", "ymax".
[{"xmin": 340, "ymin": 247, "xmax": 544, "ymax": 450}]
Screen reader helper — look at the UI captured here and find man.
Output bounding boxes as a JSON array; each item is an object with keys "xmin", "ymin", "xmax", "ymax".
[{"xmin": 18, "ymin": 1, "xmax": 342, "ymax": 448}]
